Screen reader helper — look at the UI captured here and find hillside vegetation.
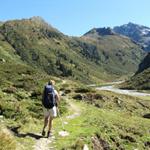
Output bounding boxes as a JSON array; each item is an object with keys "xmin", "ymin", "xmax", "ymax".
[
  {"xmin": 1, "ymin": 80, "xmax": 150, "ymax": 150},
  {"xmin": 120, "ymin": 53, "xmax": 150, "ymax": 90},
  {"xmin": 0, "ymin": 17, "xmax": 149, "ymax": 150},
  {"xmin": 83, "ymin": 27, "xmax": 145, "ymax": 75},
  {"xmin": 0, "ymin": 17, "xmax": 145, "ymax": 83}
]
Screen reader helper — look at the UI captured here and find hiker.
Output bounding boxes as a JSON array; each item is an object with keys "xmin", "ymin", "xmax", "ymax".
[{"xmin": 42, "ymin": 80, "xmax": 60, "ymax": 137}]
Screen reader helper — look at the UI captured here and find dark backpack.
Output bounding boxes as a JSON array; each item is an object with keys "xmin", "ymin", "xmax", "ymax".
[{"xmin": 42, "ymin": 85, "xmax": 56, "ymax": 109}]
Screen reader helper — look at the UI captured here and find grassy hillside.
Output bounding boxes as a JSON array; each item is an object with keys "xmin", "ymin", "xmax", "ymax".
[
  {"xmin": 53, "ymin": 87, "xmax": 150, "ymax": 150},
  {"xmin": 55, "ymin": 100, "xmax": 150, "ymax": 150},
  {"xmin": 0, "ymin": 42, "xmax": 69, "ymax": 150},
  {"xmin": 0, "ymin": 48, "xmax": 149, "ymax": 150},
  {"xmin": 136, "ymin": 53, "xmax": 150, "ymax": 74},
  {"xmin": 0, "ymin": 17, "xmax": 107, "ymax": 84},
  {"xmin": 83, "ymin": 28, "xmax": 145, "ymax": 75},
  {"xmin": 119, "ymin": 68, "xmax": 150, "ymax": 90},
  {"xmin": 0, "ymin": 17, "xmax": 145, "ymax": 84},
  {"xmin": 1, "ymin": 84, "xmax": 149, "ymax": 150},
  {"xmin": 0, "ymin": 17, "xmax": 149, "ymax": 150},
  {"xmin": 120, "ymin": 53, "xmax": 150, "ymax": 90}
]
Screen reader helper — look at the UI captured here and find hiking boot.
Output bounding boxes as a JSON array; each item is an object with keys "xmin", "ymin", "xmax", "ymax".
[
  {"xmin": 42, "ymin": 130, "xmax": 45, "ymax": 136},
  {"xmin": 47, "ymin": 131, "xmax": 51, "ymax": 138}
]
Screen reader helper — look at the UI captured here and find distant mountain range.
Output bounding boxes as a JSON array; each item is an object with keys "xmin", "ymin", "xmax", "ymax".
[
  {"xmin": 84, "ymin": 22, "xmax": 150, "ymax": 52},
  {"xmin": 113, "ymin": 22, "xmax": 150, "ymax": 51},
  {"xmin": 83, "ymin": 22, "xmax": 150, "ymax": 88}
]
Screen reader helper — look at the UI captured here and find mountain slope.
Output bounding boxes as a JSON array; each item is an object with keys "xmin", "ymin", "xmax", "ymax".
[
  {"xmin": 120, "ymin": 53, "xmax": 150, "ymax": 90},
  {"xmin": 83, "ymin": 27, "xmax": 145, "ymax": 75},
  {"xmin": 136, "ymin": 52, "xmax": 150, "ymax": 74},
  {"xmin": 84, "ymin": 27, "xmax": 115, "ymax": 37},
  {"xmin": 113, "ymin": 22, "xmax": 150, "ymax": 51},
  {"xmin": 0, "ymin": 17, "xmax": 149, "ymax": 150},
  {"xmin": 0, "ymin": 17, "xmax": 145, "ymax": 83},
  {"xmin": 0, "ymin": 17, "xmax": 107, "ymax": 83}
]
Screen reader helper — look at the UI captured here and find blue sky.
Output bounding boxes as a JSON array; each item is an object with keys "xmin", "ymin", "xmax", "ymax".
[{"xmin": 1, "ymin": 0, "xmax": 150, "ymax": 36}]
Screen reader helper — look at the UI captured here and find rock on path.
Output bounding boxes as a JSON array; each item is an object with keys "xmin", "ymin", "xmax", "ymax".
[{"xmin": 33, "ymin": 134, "xmax": 56, "ymax": 150}]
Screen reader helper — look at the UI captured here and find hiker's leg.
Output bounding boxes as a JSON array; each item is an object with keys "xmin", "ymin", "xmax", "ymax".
[
  {"xmin": 43, "ymin": 108, "xmax": 50, "ymax": 131},
  {"xmin": 42, "ymin": 116, "xmax": 49, "ymax": 136},
  {"xmin": 47, "ymin": 106, "xmax": 56, "ymax": 133},
  {"xmin": 48, "ymin": 116, "xmax": 53, "ymax": 132},
  {"xmin": 43, "ymin": 116, "xmax": 49, "ymax": 130}
]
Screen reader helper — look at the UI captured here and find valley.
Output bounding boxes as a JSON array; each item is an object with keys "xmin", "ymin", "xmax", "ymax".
[{"xmin": 0, "ymin": 17, "xmax": 150, "ymax": 150}]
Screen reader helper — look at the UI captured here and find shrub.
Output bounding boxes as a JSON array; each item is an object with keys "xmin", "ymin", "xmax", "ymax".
[
  {"xmin": 2, "ymin": 86, "xmax": 17, "ymax": 94},
  {"xmin": 75, "ymin": 87, "xmax": 92, "ymax": 93},
  {"xmin": 58, "ymin": 98, "xmax": 68, "ymax": 114},
  {"xmin": 0, "ymin": 129, "xmax": 16, "ymax": 150}
]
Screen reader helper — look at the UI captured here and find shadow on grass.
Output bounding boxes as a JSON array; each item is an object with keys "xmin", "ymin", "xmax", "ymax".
[{"xmin": 7, "ymin": 126, "xmax": 43, "ymax": 139}]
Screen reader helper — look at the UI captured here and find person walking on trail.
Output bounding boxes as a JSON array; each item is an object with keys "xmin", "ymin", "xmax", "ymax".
[{"xmin": 42, "ymin": 80, "xmax": 60, "ymax": 138}]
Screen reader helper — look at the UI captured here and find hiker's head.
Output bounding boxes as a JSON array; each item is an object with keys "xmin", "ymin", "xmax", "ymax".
[{"xmin": 48, "ymin": 80, "xmax": 55, "ymax": 86}]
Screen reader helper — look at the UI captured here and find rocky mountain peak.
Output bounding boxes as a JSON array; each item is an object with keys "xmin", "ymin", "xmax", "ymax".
[
  {"xmin": 113, "ymin": 23, "xmax": 150, "ymax": 51},
  {"xmin": 84, "ymin": 27, "xmax": 115, "ymax": 38}
]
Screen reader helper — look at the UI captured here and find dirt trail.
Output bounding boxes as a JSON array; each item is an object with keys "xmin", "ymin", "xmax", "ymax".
[
  {"xmin": 66, "ymin": 99, "xmax": 81, "ymax": 119},
  {"xmin": 33, "ymin": 135, "xmax": 55, "ymax": 150},
  {"xmin": 33, "ymin": 99, "xmax": 81, "ymax": 150}
]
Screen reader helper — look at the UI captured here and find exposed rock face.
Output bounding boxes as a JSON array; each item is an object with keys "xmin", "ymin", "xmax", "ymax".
[
  {"xmin": 92, "ymin": 135, "xmax": 110, "ymax": 150},
  {"xmin": 113, "ymin": 22, "xmax": 150, "ymax": 51},
  {"xmin": 84, "ymin": 27, "xmax": 115, "ymax": 37}
]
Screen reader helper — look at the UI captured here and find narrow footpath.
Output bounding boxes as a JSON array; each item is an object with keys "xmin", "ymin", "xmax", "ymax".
[{"xmin": 33, "ymin": 99, "xmax": 81, "ymax": 150}]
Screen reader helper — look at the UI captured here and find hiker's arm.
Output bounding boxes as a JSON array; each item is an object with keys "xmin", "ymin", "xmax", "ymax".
[{"xmin": 55, "ymin": 90, "xmax": 60, "ymax": 106}]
